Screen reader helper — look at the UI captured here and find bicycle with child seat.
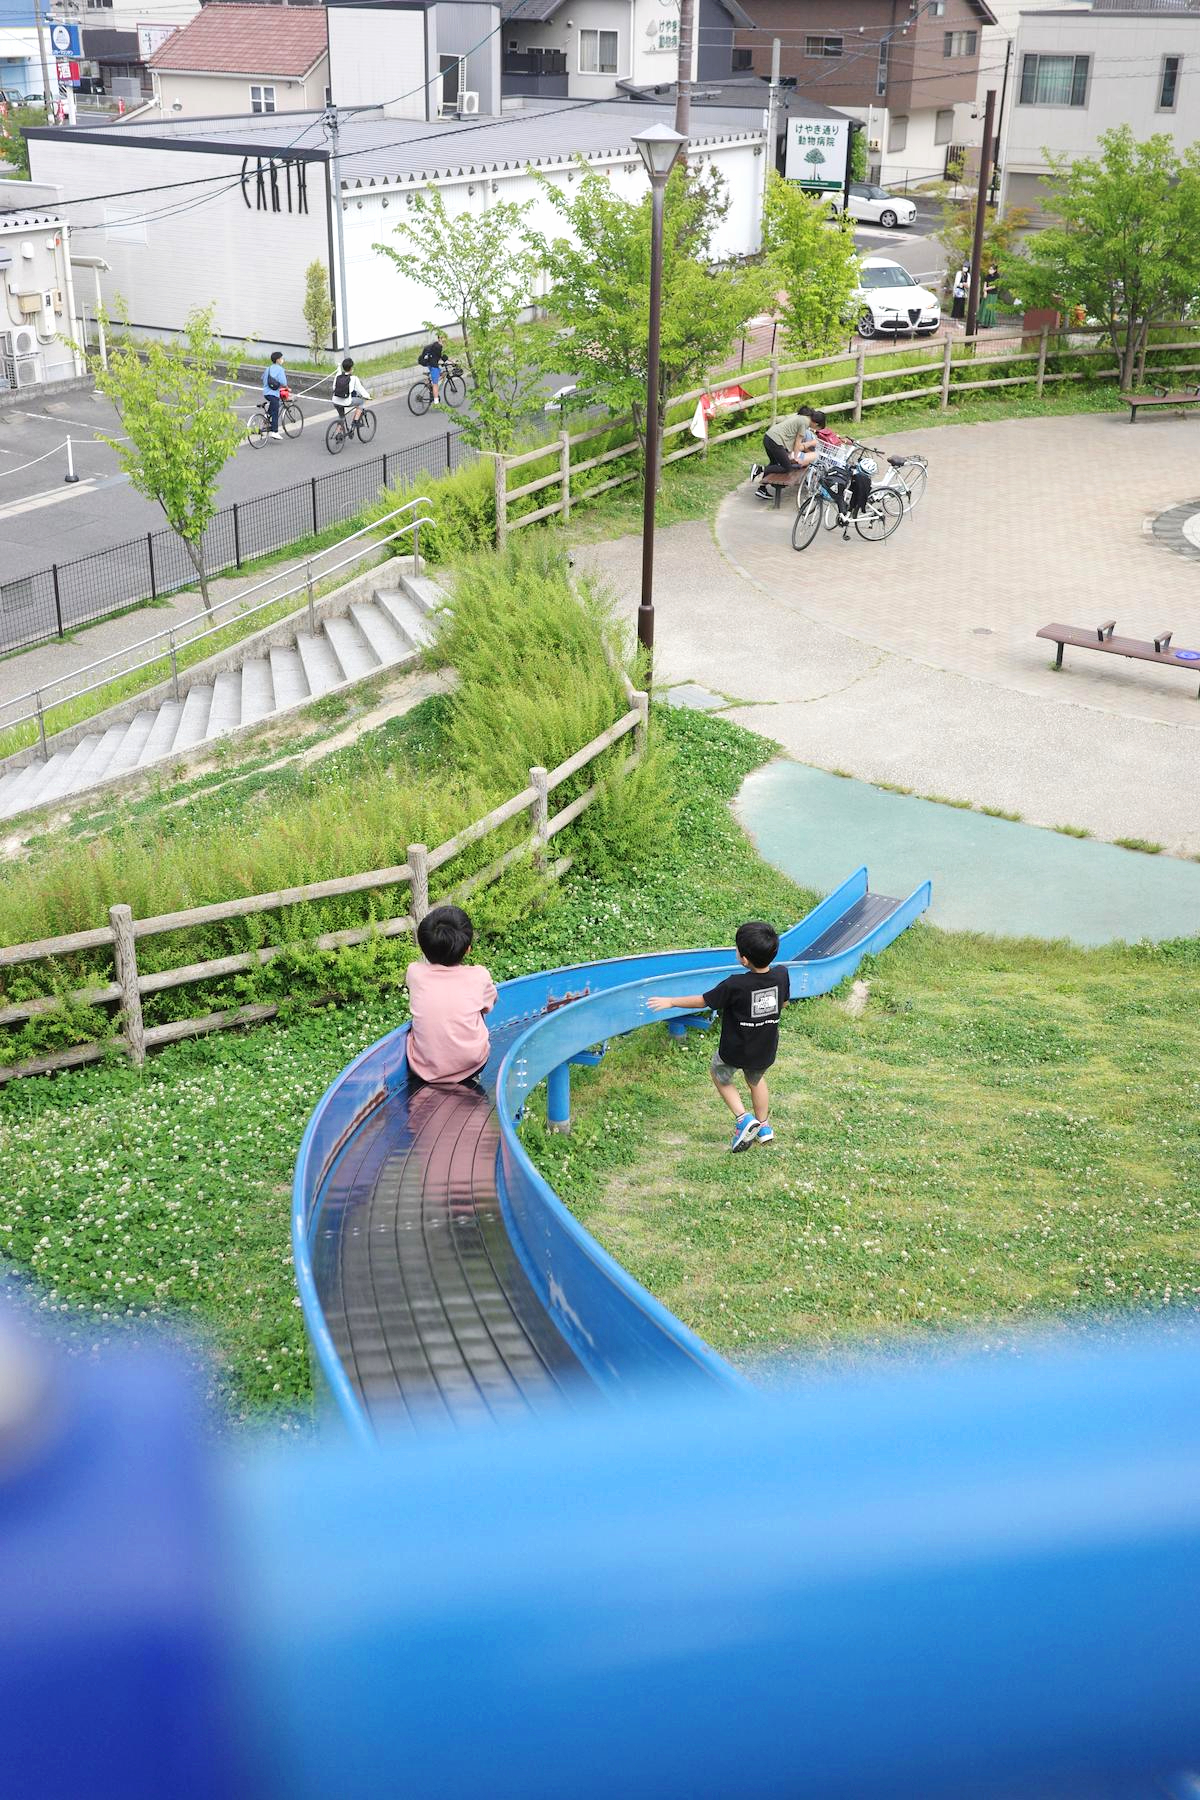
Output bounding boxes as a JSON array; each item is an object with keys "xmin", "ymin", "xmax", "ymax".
[
  {"xmin": 246, "ymin": 389, "xmax": 303, "ymax": 446},
  {"xmin": 407, "ymin": 361, "xmax": 466, "ymax": 415},
  {"xmin": 791, "ymin": 457, "xmax": 905, "ymax": 551},
  {"xmin": 324, "ymin": 405, "xmax": 378, "ymax": 455}
]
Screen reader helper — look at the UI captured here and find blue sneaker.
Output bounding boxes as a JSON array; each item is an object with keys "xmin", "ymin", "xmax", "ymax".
[
  {"xmin": 731, "ymin": 1113, "xmax": 760, "ymax": 1153},
  {"xmin": 756, "ymin": 1122, "xmax": 775, "ymax": 1146}
]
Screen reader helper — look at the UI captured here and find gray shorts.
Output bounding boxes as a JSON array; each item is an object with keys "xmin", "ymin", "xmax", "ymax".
[{"xmin": 711, "ymin": 1050, "xmax": 768, "ymax": 1087}]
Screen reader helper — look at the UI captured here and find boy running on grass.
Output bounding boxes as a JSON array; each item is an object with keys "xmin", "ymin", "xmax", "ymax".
[{"xmin": 648, "ymin": 921, "xmax": 789, "ymax": 1152}]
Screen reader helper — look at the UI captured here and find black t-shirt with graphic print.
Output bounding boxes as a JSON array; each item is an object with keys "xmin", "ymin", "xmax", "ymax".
[{"xmin": 701, "ymin": 965, "xmax": 790, "ymax": 1072}]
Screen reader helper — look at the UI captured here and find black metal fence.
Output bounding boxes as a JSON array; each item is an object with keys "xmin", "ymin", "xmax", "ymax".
[{"xmin": 0, "ymin": 427, "xmax": 475, "ymax": 659}]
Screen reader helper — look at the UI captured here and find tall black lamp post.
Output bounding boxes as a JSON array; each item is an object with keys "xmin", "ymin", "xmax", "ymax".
[{"xmin": 631, "ymin": 121, "xmax": 686, "ymax": 687}]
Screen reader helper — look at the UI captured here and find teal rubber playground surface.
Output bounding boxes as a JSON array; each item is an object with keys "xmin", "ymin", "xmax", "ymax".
[{"xmin": 738, "ymin": 761, "xmax": 1200, "ymax": 947}]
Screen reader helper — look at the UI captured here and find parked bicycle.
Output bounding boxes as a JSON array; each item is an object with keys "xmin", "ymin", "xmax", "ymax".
[
  {"xmin": 246, "ymin": 388, "xmax": 303, "ymax": 446},
  {"xmin": 407, "ymin": 361, "xmax": 466, "ymax": 416},
  {"xmin": 863, "ymin": 447, "xmax": 928, "ymax": 513},
  {"xmin": 791, "ymin": 459, "xmax": 905, "ymax": 550},
  {"xmin": 325, "ymin": 406, "xmax": 378, "ymax": 455}
]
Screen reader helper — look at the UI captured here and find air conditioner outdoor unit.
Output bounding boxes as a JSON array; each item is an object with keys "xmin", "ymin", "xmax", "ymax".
[
  {"xmin": 8, "ymin": 324, "xmax": 37, "ymax": 355},
  {"xmin": 5, "ymin": 355, "xmax": 40, "ymax": 388},
  {"xmin": 457, "ymin": 89, "xmax": 480, "ymax": 116}
]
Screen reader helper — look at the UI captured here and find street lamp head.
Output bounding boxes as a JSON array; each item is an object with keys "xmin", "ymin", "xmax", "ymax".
[{"xmin": 632, "ymin": 121, "xmax": 686, "ymax": 182}]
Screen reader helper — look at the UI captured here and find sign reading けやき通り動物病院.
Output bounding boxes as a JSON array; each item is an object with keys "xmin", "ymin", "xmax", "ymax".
[{"xmin": 785, "ymin": 118, "xmax": 850, "ymax": 191}]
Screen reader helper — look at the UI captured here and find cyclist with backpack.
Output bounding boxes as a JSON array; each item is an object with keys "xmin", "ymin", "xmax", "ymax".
[
  {"xmin": 332, "ymin": 357, "xmax": 370, "ymax": 430},
  {"xmin": 261, "ymin": 350, "xmax": 288, "ymax": 439},
  {"xmin": 417, "ymin": 336, "xmax": 446, "ymax": 405}
]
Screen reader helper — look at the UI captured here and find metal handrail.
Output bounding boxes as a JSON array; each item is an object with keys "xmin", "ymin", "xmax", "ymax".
[{"xmin": 1, "ymin": 499, "xmax": 433, "ymax": 755}]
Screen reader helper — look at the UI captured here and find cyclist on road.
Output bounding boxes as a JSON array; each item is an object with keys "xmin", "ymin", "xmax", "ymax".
[
  {"xmin": 417, "ymin": 336, "xmax": 446, "ymax": 406},
  {"xmin": 262, "ymin": 350, "xmax": 288, "ymax": 440},
  {"xmin": 332, "ymin": 357, "xmax": 370, "ymax": 430}
]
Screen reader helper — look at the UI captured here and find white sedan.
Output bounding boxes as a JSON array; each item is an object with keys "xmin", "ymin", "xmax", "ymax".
[
  {"xmin": 854, "ymin": 258, "xmax": 941, "ymax": 339},
  {"xmin": 830, "ymin": 183, "xmax": 918, "ymax": 230}
]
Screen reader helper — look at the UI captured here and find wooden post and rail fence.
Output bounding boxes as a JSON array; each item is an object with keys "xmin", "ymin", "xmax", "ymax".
[
  {"xmin": 0, "ymin": 692, "xmax": 649, "ymax": 1085},
  {"xmin": 492, "ymin": 322, "xmax": 1200, "ymax": 543}
]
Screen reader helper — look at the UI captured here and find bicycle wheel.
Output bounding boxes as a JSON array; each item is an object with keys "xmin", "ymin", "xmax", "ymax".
[
  {"xmin": 408, "ymin": 378, "xmax": 432, "ymax": 417},
  {"xmin": 354, "ymin": 407, "xmax": 377, "ymax": 444},
  {"xmin": 245, "ymin": 409, "xmax": 268, "ymax": 448},
  {"xmin": 324, "ymin": 418, "xmax": 347, "ymax": 456},
  {"xmin": 791, "ymin": 492, "xmax": 822, "ymax": 551},
  {"xmin": 855, "ymin": 487, "xmax": 905, "ymax": 542},
  {"xmin": 281, "ymin": 400, "xmax": 303, "ymax": 439},
  {"xmin": 901, "ymin": 462, "xmax": 928, "ymax": 511},
  {"xmin": 441, "ymin": 373, "xmax": 466, "ymax": 409},
  {"xmin": 822, "ymin": 498, "xmax": 840, "ymax": 530}
]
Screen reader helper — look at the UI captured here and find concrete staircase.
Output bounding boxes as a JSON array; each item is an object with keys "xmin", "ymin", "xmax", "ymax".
[{"xmin": 0, "ymin": 586, "xmax": 436, "ymax": 825}]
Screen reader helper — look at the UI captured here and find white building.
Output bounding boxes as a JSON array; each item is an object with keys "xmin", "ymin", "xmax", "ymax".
[
  {"xmin": 1000, "ymin": 0, "xmax": 1200, "ymax": 218},
  {"xmin": 0, "ymin": 203, "xmax": 83, "ymax": 389},
  {"xmin": 146, "ymin": 4, "xmax": 330, "ymax": 120},
  {"xmin": 24, "ymin": 99, "xmax": 765, "ymax": 355},
  {"xmin": 500, "ymin": 0, "xmax": 752, "ymax": 102}
]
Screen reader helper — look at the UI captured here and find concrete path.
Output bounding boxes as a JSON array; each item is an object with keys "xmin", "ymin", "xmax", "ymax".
[
  {"xmin": 578, "ymin": 411, "xmax": 1200, "ymax": 864},
  {"xmin": 736, "ymin": 761, "xmax": 1200, "ymax": 946}
]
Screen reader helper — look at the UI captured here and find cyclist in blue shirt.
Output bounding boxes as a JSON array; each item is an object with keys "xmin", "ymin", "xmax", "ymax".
[{"xmin": 262, "ymin": 351, "xmax": 287, "ymax": 439}]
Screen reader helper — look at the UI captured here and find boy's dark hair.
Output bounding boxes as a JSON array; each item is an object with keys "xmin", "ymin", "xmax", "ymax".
[
  {"xmin": 341, "ymin": 356, "xmax": 354, "ymax": 371},
  {"xmin": 417, "ymin": 904, "xmax": 474, "ymax": 966},
  {"xmin": 270, "ymin": 350, "xmax": 283, "ymax": 362},
  {"xmin": 805, "ymin": 407, "xmax": 827, "ymax": 429},
  {"xmin": 736, "ymin": 920, "xmax": 779, "ymax": 968}
]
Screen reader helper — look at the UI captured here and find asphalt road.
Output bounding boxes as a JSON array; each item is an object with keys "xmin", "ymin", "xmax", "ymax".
[{"xmin": 0, "ymin": 375, "xmax": 466, "ymax": 585}]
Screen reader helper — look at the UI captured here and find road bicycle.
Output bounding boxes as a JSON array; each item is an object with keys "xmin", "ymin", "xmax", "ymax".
[
  {"xmin": 246, "ymin": 389, "xmax": 303, "ymax": 446},
  {"xmin": 791, "ymin": 461, "xmax": 905, "ymax": 551},
  {"xmin": 407, "ymin": 361, "xmax": 466, "ymax": 416},
  {"xmin": 325, "ymin": 406, "xmax": 378, "ymax": 455}
]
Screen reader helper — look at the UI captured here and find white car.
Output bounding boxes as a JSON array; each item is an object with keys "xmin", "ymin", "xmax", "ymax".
[
  {"xmin": 854, "ymin": 258, "xmax": 941, "ymax": 339},
  {"xmin": 830, "ymin": 183, "xmax": 918, "ymax": 230}
]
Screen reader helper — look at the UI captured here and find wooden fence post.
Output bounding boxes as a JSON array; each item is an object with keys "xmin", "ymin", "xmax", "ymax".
[
  {"xmin": 109, "ymin": 903, "xmax": 145, "ymax": 1069},
  {"xmin": 492, "ymin": 453, "xmax": 508, "ymax": 550},
  {"xmin": 768, "ymin": 355, "xmax": 779, "ymax": 422},
  {"xmin": 559, "ymin": 431, "xmax": 572, "ymax": 522},
  {"xmin": 940, "ymin": 338, "xmax": 953, "ymax": 411},
  {"xmin": 529, "ymin": 766, "xmax": 549, "ymax": 871},
  {"xmin": 407, "ymin": 844, "xmax": 429, "ymax": 926},
  {"xmin": 852, "ymin": 349, "xmax": 866, "ymax": 423},
  {"xmin": 632, "ymin": 689, "xmax": 649, "ymax": 760},
  {"xmin": 1036, "ymin": 326, "xmax": 1049, "ymax": 397}
]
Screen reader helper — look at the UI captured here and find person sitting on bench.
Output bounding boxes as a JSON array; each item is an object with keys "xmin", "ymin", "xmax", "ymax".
[{"xmin": 754, "ymin": 408, "xmax": 824, "ymax": 500}]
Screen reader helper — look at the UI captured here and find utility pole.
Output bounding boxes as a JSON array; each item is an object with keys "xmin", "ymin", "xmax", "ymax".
[
  {"xmin": 991, "ymin": 39, "xmax": 1012, "ymax": 206},
  {"xmin": 964, "ymin": 86, "xmax": 996, "ymax": 340},
  {"xmin": 323, "ymin": 104, "xmax": 352, "ymax": 355},
  {"xmin": 762, "ymin": 35, "xmax": 781, "ymax": 195},
  {"xmin": 674, "ymin": 0, "xmax": 694, "ymax": 144},
  {"xmin": 32, "ymin": 0, "xmax": 53, "ymax": 123}
]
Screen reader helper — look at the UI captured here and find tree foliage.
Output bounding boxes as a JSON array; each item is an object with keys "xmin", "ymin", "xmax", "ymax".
[
  {"xmin": 762, "ymin": 172, "xmax": 860, "ymax": 357},
  {"xmin": 374, "ymin": 188, "xmax": 546, "ymax": 452},
  {"xmin": 932, "ymin": 189, "xmax": 1031, "ymax": 299},
  {"xmin": 1009, "ymin": 126, "xmax": 1200, "ymax": 386},
  {"xmin": 531, "ymin": 162, "xmax": 772, "ymax": 447},
  {"xmin": 0, "ymin": 106, "xmax": 44, "ymax": 179},
  {"xmin": 302, "ymin": 259, "xmax": 332, "ymax": 362},
  {"xmin": 92, "ymin": 307, "xmax": 247, "ymax": 612},
  {"xmin": 849, "ymin": 128, "xmax": 867, "ymax": 184}
]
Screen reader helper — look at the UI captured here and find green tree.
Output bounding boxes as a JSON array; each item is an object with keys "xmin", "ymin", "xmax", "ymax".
[
  {"xmin": 933, "ymin": 187, "xmax": 1031, "ymax": 304},
  {"xmin": 92, "ymin": 307, "xmax": 248, "ymax": 613},
  {"xmin": 804, "ymin": 146, "xmax": 826, "ymax": 175},
  {"xmin": 530, "ymin": 162, "xmax": 772, "ymax": 449},
  {"xmin": 849, "ymin": 127, "xmax": 867, "ymax": 184},
  {"xmin": 374, "ymin": 189, "xmax": 546, "ymax": 452},
  {"xmin": 762, "ymin": 172, "xmax": 860, "ymax": 357},
  {"xmin": 302, "ymin": 259, "xmax": 332, "ymax": 362},
  {"xmin": 1009, "ymin": 126, "xmax": 1200, "ymax": 387},
  {"xmin": 0, "ymin": 106, "xmax": 44, "ymax": 179}
]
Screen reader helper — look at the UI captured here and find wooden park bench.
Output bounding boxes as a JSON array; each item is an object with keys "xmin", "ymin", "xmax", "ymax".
[
  {"xmin": 1119, "ymin": 383, "xmax": 1200, "ymax": 423},
  {"xmin": 1037, "ymin": 620, "xmax": 1200, "ymax": 697},
  {"xmin": 757, "ymin": 468, "xmax": 805, "ymax": 510}
]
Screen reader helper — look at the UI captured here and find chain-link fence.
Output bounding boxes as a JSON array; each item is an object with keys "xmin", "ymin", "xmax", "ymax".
[{"xmin": 0, "ymin": 427, "xmax": 475, "ymax": 657}]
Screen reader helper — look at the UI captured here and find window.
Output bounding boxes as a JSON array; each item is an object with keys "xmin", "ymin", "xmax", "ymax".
[
  {"xmin": 732, "ymin": 46, "xmax": 752, "ymax": 70},
  {"xmin": 250, "ymin": 83, "xmax": 276, "ymax": 112},
  {"xmin": 507, "ymin": 37, "xmax": 517, "ymax": 49},
  {"xmin": 1158, "ymin": 53, "xmax": 1181, "ymax": 110},
  {"xmin": 804, "ymin": 33, "xmax": 842, "ymax": 56},
  {"xmin": 876, "ymin": 39, "xmax": 889, "ymax": 95},
  {"xmin": 887, "ymin": 113, "xmax": 908, "ymax": 152},
  {"xmin": 943, "ymin": 30, "xmax": 977, "ymax": 56},
  {"xmin": 927, "ymin": 0, "xmax": 945, "ymax": 13},
  {"xmin": 1018, "ymin": 52, "xmax": 1089, "ymax": 106},
  {"xmin": 579, "ymin": 27, "xmax": 618, "ymax": 73},
  {"xmin": 934, "ymin": 107, "xmax": 954, "ymax": 143},
  {"xmin": 657, "ymin": 17, "xmax": 678, "ymax": 51}
]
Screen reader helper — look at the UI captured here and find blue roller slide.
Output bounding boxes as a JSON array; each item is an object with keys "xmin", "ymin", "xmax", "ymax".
[{"xmin": 292, "ymin": 866, "xmax": 932, "ymax": 1440}]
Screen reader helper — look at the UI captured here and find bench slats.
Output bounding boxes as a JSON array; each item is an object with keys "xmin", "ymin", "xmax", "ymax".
[{"xmin": 1038, "ymin": 622, "xmax": 1200, "ymax": 694}]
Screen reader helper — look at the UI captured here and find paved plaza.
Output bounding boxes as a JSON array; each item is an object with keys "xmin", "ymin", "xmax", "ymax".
[{"xmin": 582, "ymin": 410, "xmax": 1200, "ymax": 864}]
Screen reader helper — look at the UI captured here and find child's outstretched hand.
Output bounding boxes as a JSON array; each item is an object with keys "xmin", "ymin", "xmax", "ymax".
[{"xmin": 646, "ymin": 996, "xmax": 672, "ymax": 1012}]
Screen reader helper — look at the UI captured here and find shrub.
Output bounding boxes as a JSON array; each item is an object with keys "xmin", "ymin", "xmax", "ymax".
[{"xmin": 372, "ymin": 455, "xmax": 495, "ymax": 564}]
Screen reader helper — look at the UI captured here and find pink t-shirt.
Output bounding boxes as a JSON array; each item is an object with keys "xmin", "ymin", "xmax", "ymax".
[{"xmin": 405, "ymin": 960, "xmax": 498, "ymax": 1082}]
